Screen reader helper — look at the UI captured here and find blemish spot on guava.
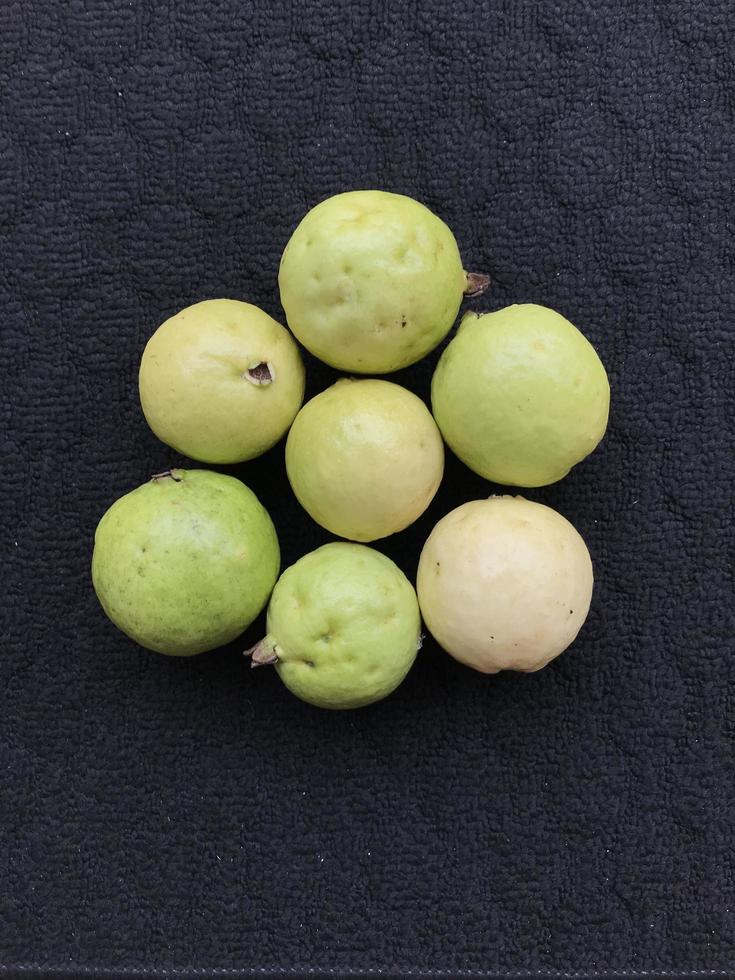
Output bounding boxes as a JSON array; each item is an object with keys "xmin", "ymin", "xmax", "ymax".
[
  {"xmin": 569, "ymin": 609, "xmax": 573, "ymax": 614},
  {"xmin": 401, "ymin": 316, "xmax": 407, "ymax": 328},
  {"xmin": 533, "ymin": 340, "xmax": 545, "ymax": 352}
]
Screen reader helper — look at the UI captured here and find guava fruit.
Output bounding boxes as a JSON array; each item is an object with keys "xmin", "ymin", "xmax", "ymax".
[
  {"xmin": 278, "ymin": 190, "xmax": 488, "ymax": 373},
  {"xmin": 416, "ymin": 496, "xmax": 593, "ymax": 673},
  {"xmin": 91, "ymin": 469, "xmax": 280, "ymax": 656},
  {"xmin": 139, "ymin": 299, "xmax": 305, "ymax": 464},
  {"xmin": 285, "ymin": 378, "xmax": 444, "ymax": 542},
  {"xmin": 431, "ymin": 304, "xmax": 610, "ymax": 487},
  {"xmin": 247, "ymin": 542, "xmax": 421, "ymax": 709}
]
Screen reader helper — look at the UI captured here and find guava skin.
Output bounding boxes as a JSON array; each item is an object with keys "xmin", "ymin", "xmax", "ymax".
[
  {"xmin": 416, "ymin": 496, "xmax": 593, "ymax": 674},
  {"xmin": 285, "ymin": 378, "xmax": 444, "ymax": 542},
  {"xmin": 91, "ymin": 469, "xmax": 280, "ymax": 656},
  {"xmin": 251, "ymin": 543, "xmax": 421, "ymax": 710},
  {"xmin": 278, "ymin": 190, "xmax": 471, "ymax": 374},
  {"xmin": 139, "ymin": 299, "xmax": 305, "ymax": 464},
  {"xmin": 431, "ymin": 304, "xmax": 610, "ymax": 487}
]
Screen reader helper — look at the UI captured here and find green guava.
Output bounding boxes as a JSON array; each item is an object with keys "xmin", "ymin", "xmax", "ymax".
[
  {"xmin": 247, "ymin": 542, "xmax": 421, "ymax": 709},
  {"xmin": 139, "ymin": 299, "xmax": 305, "ymax": 464},
  {"xmin": 278, "ymin": 190, "xmax": 488, "ymax": 373},
  {"xmin": 285, "ymin": 378, "xmax": 444, "ymax": 542},
  {"xmin": 431, "ymin": 304, "xmax": 610, "ymax": 487},
  {"xmin": 91, "ymin": 469, "xmax": 280, "ymax": 656},
  {"xmin": 417, "ymin": 496, "xmax": 593, "ymax": 673}
]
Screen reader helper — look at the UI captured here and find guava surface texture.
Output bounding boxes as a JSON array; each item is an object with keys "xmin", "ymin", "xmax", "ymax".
[
  {"xmin": 285, "ymin": 378, "xmax": 444, "ymax": 542},
  {"xmin": 431, "ymin": 304, "xmax": 610, "ymax": 487},
  {"xmin": 417, "ymin": 496, "xmax": 593, "ymax": 674},
  {"xmin": 139, "ymin": 299, "xmax": 305, "ymax": 464},
  {"xmin": 91, "ymin": 469, "xmax": 280, "ymax": 656},
  {"xmin": 251, "ymin": 542, "xmax": 421, "ymax": 709},
  {"xmin": 278, "ymin": 190, "xmax": 473, "ymax": 373}
]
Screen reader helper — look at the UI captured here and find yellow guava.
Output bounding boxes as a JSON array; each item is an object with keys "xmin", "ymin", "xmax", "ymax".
[
  {"xmin": 278, "ymin": 190, "xmax": 487, "ymax": 373},
  {"xmin": 139, "ymin": 299, "xmax": 305, "ymax": 464},
  {"xmin": 285, "ymin": 379, "xmax": 444, "ymax": 542},
  {"xmin": 417, "ymin": 496, "xmax": 593, "ymax": 673},
  {"xmin": 431, "ymin": 304, "xmax": 609, "ymax": 486}
]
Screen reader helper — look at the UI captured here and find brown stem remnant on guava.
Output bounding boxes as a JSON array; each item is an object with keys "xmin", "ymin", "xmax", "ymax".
[
  {"xmin": 464, "ymin": 272, "xmax": 491, "ymax": 298},
  {"xmin": 245, "ymin": 362, "xmax": 275, "ymax": 386},
  {"xmin": 245, "ymin": 637, "xmax": 279, "ymax": 668},
  {"xmin": 151, "ymin": 469, "xmax": 182, "ymax": 482}
]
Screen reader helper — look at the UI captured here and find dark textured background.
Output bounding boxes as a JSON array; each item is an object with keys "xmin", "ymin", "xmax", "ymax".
[{"xmin": 1, "ymin": 0, "xmax": 733, "ymax": 977}]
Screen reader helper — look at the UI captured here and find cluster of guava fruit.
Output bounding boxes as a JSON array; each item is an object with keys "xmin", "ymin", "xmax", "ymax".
[{"xmin": 92, "ymin": 190, "xmax": 610, "ymax": 710}]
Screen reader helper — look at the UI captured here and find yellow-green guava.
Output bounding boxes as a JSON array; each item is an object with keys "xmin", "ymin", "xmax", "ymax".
[
  {"xmin": 247, "ymin": 542, "xmax": 421, "ymax": 709},
  {"xmin": 431, "ymin": 304, "xmax": 610, "ymax": 486},
  {"xmin": 417, "ymin": 496, "xmax": 593, "ymax": 673},
  {"xmin": 278, "ymin": 190, "xmax": 488, "ymax": 373},
  {"xmin": 91, "ymin": 469, "xmax": 280, "ymax": 656},
  {"xmin": 285, "ymin": 378, "xmax": 444, "ymax": 542},
  {"xmin": 139, "ymin": 299, "xmax": 305, "ymax": 464}
]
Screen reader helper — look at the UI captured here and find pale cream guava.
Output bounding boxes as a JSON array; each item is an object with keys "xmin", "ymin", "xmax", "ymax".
[
  {"xmin": 91, "ymin": 469, "xmax": 280, "ymax": 656},
  {"xmin": 416, "ymin": 496, "xmax": 593, "ymax": 673},
  {"xmin": 278, "ymin": 190, "xmax": 487, "ymax": 373},
  {"xmin": 431, "ymin": 304, "xmax": 610, "ymax": 486},
  {"xmin": 139, "ymin": 299, "xmax": 305, "ymax": 464},
  {"xmin": 247, "ymin": 542, "xmax": 421, "ymax": 709},
  {"xmin": 285, "ymin": 379, "xmax": 444, "ymax": 542}
]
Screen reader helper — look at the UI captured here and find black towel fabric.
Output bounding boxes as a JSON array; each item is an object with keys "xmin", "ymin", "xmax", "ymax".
[{"xmin": 2, "ymin": 1, "xmax": 733, "ymax": 977}]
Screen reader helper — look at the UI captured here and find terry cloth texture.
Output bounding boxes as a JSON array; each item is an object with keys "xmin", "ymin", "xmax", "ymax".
[{"xmin": 1, "ymin": 1, "xmax": 733, "ymax": 977}]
